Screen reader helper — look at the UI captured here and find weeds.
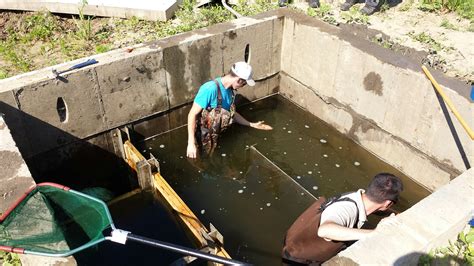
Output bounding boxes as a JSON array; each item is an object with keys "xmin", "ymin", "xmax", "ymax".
[
  {"xmin": 371, "ymin": 34, "xmax": 395, "ymax": 49},
  {"xmin": 73, "ymin": 0, "xmax": 92, "ymax": 41},
  {"xmin": 233, "ymin": 0, "xmax": 278, "ymax": 16},
  {"xmin": 418, "ymin": 0, "xmax": 474, "ymax": 21},
  {"xmin": 0, "ymin": 70, "xmax": 8, "ymax": 79},
  {"xmin": 440, "ymin": 18, "xmax": 458, "ymax": 30},
  {"xmin": 419, "ymin": 227, "xmax": 474, "ymax": 265},
  {"xmin": 20, "ymin": 11, "xmax": 57, "ymax": 42},
  {"xmin": 0, "ymin": 38, "xmax": 31, "ymax": 72},
  {"xmin": 408, "ymin": 31, "xmax": 445, "ymax": 51},
  {"xmin": 341, "ymin": 6, "xmax": 370, "ymax": 25},
  {"xmin": 306, "ymin": 3, "xmax": 338, "ymax": 25},
  {"xmin": 399, "ymin": 0, "xmax": 413, "ymax": 11},
  {"xmin": 0, "ymin": 250, "xmax": 21, "ymax": 266},
  {"xmin": 95, "ymin": 44, "xmax": 110, "ymax": 53}
]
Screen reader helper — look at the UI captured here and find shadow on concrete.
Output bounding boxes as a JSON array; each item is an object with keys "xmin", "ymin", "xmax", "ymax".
[
  {"xmin": 394, "ymin": 251, "xmax": 466, "ymax": 265},
  {"xmin": 0, "ymin": 101, "xmax": 136, "ymax": 196},
  {"xmin": 433, "ymin": 88, "xmax": 471, "ymax": 170}
]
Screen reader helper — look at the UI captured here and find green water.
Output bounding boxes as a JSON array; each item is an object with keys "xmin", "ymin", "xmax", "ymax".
[{"xmin": 137, "ymin": 95, "xmax": 430, "ymax": 265}]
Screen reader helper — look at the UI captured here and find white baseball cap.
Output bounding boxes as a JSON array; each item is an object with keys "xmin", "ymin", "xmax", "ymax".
[{"xmin": 231, "ymin": 62, "xmax": 255, "ymax": 86}]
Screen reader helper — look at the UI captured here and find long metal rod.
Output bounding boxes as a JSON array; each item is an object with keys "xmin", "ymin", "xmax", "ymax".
[
  {"xmin": 250, "ymin": 146, "xmax": 317, "ymax": 200},
  {"xmin": 127, "ymin": 234, "xmax": 250, "ymax": 265}
]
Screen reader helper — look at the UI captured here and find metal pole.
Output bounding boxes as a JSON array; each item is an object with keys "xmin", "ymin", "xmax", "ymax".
[{"xmin": 126, "ymin": 234, "xmax": 250, "ymax": 265}]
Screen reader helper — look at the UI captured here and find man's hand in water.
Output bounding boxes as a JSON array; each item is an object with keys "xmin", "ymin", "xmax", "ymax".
[
  {"xmin": 250, "ymin": 121, "xmax": 273, "ymax": 130},
  {"xmin": 187, "ymin": 143, "xmax": 197, "ymax": 158}
]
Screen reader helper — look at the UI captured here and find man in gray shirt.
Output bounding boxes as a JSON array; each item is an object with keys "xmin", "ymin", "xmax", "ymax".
[{"xmin": 283, "ymin": 173, "xmax": 403, "ymax": 264}]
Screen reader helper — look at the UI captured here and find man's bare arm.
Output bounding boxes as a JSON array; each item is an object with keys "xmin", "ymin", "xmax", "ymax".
[
  {"xmin": 317, "ymin": 222, "xmax": 373, "ymax": 241},
  {"xmin": 233, "ymin": 112, "xmax": 272, "ymax": 130},
  {"xmin": 186, "ymin": 103, "xmax": 203, "ymax": 158}
]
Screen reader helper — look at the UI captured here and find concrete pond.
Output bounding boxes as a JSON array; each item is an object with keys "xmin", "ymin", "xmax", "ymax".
[{"xmin": 0, "ymin": 8, "xmax": 473, "ymax": 265}]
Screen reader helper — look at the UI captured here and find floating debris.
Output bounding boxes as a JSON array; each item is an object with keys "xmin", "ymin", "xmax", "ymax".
[
  {"xmin": 148, "ymin": 147, "xmax": 152, "ymax": 150},
  {"xmin": 238, "ymin": 190, "xmax": 244, "ymax": 194},
  {"xmin": 338, "ymin": 146, "xmax": 342, "ymax": 149},
  {"xmin": 260, "ymin": 207, "xmax": 263, "ymax": 210},
  {"xmin": 296, "ymin": 175, "xmax": 302, "ymax": 179},
  {"xmin": 221, "ymin": 153, "xmax": 226, "ymax": 157},
  {"xmin": 201, "ymin": 209, "xmax": 205, "ymax": 214},
  {"xmin": 283, "ymin": 127, "xmax": 287, "ymax": 130},
  {"xmin": 308, "ymin": 171, "xmax": 313, "ymax": 174},
  {"xmin": 159, "ymin": 144, "xmax": 165, "ymax": 148},
  {"xmin": 335, "ymin": 164, "xmax": 340, "ymax": 168},
  {"xmin": 320, "ymin": 139, "xmax": 327, "ymax": 143},
  {"xmin": 266, "ymin": 203, "xmax": 271, "ymax": 207},
  {"xmin": 299, "ymin": 137, "xmax": 303, "ymax": 141},
  {"xmin": 264, "ymin": 137, "xmax": 267, "ymax": 141},
  {"xmin": 300, "ymin": 192, "xmax": 305, "ymax": 195},
  {"xmin": 354, "ymin": 161, "xmax": 361, "ymax": 166},
  {"xmin": 179, "ymin": 156, "xmax": 183, "ymax": 159},
  {"xmin": 275, "ymin": 196, "xmax": 279, "ymax": 200},
  {"xmin": 142, "ymin": 150, "xmax": 146, "ymax": 153},
  {"xmin": 232, "ymin": 177, "xmax": 236, "ymax": 180},
  {"xmin": 283, "ymin": 151, "xmax": 287, "ymax": 155},
  {"xmin": 243, "ymin": 186, "xmax": 247, "ymax": 189},
  {"xmin": 287, "ymin": 130, "xmax": 292, "ymax": 134},
  {"xmin": 312, "ymin": 186, "xmax": 318, "ymax": 190},
  {"xmin": 323, "ymin": 154, "xmax": 328, "ymax": 158},
  {"xmin": 315, "ymin": 163, "xmax": 318, "ymax": 166},
  {"xmin": 305, "ymin": 125, "xmax": 310, "ymax": 128},
  {"xmin": 251, "ymin": 192, "xmax": 255, "ymax": 195},
  {"xmin": 240, "ymin": 171, "xmax": 243, "ymax": 174}
]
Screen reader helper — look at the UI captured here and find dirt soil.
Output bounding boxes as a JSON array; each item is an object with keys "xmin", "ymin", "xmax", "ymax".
[
  {"xmin": 294, "ymin": 0, "xmax": 473, "ymax": 84},
  {"xmin": 0, "ymin": 2, "xmax": 472, "ymax": 84}
]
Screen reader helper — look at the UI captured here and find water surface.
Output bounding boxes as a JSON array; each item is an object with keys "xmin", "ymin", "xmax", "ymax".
[{"xmin": 137, "ymin": 95, "xmax": 430, "ymax": 265}]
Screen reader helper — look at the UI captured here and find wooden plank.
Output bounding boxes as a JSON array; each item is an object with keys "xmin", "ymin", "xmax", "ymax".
[{"xmin": 122, "ymin": 140, "xmax": 231, "ymax": 259}]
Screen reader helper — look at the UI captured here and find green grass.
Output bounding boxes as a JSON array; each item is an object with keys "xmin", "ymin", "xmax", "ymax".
[
  {"xmin": 95, "ymin": 44, "xmax": 110, "ymax": 53},
  {"xmin": 440, "ymin": 18, "xmax": 458, "ymax": 30},
  {"xmin": 20, "ymin": 11, "xmax": 58, "ymax": 42},
  {"xmin": 419, "ymin": 0, "xmax": 474, "ymax": 21},
  {"xmin": 0, "ymin": 250, "xmax": 21, "ymax": 266},
  {"xmin": 0, "ymin": 0, "xmax": 280, "ymax": 79},
  {"xmin": 341, "ymin": 6, "xmax": 370, "ymax": 25},
  {"xmin": 408, "ymin": 31, "xmax": 444, "ymax": 51},
  {"xmin": 306, "ymin": 3, "xmax": 338, "ymax": 25},
  {"xmin": 419, "ymin": 227, "xmax": 474, "ymax": 265}
]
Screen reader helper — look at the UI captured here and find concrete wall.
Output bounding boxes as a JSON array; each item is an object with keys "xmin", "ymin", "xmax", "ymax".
[
  {"xmin": 0, "ymin": 116, "xmax": 76, "ymax": 266},
  {"xmin": 0, "ymin": 13, "xmax": 283, "ymax": 182},
  {"xmin": 280, "ymin": 13, "xmax": 473, "ymax": 191}
]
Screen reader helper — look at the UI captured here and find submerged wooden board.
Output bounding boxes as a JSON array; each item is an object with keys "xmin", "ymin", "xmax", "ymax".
[{"xmin": 123, "ymin": 140, "xmax": 231, "ymax": 260}]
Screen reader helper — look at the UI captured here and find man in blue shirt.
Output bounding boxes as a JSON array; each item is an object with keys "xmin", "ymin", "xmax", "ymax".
[{"xmin": 186, "ymin": 62, "xmax": 272, "ymax": 158}]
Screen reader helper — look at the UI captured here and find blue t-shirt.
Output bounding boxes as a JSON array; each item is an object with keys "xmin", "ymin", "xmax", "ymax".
[{"xmin": 194, "ymin": 78, "xmax": 234, "ymax": 111}]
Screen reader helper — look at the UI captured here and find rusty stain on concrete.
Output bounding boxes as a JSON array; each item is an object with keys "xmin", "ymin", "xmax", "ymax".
[{"xmin": 363, "ymin": 72, "xmax": 383, "ymax": 96}]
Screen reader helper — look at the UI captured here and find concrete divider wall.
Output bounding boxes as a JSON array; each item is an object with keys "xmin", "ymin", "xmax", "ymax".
[{"xmin": 280, "ymin": 12, "xmax": 473, "ymax": 190}]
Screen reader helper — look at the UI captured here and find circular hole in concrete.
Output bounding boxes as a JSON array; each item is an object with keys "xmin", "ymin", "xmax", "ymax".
[
  {"xmin": 244, "ymin": 43, "xmax": 251, "ymax": 63},
  {"xmin": 56, "ymin": 97, "xmax": 68, "ymax": 123}
]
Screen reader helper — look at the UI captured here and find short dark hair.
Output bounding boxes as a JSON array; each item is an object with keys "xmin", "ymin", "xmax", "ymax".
[{"xmin": 366, "ymin": 173, "xmax": 403, "ymax": 204}]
